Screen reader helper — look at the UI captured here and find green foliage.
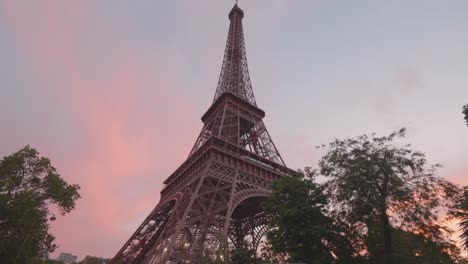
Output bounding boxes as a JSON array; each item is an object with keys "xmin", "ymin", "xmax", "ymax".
[
  {"xmin": 38, "ymin": 259, "xmax": 65, "ymax": 264},
  {"xmin": 77, "ymin": 256, "xmax": 109, "ymax": 264},
  {"xmin": 463, "ymin": 104, "xmax": 468, "ymax": 126},
  {"xmin": 230, "ymin": 243, "xmax": 261, "ymax": 264},
  {"xmin": 459, "ymin": 190, "xmax": 468, "ymax": 250},
  {"xmin": 258, "ymin": 243, "xmax": 288, "ymax": 263},
  {"xmin": 367, "ymin": 222, "xmax": 458, "ymax": 264},
  {"xmin": 0, "ymin": 146, "xmax": 81, "ymax": 263},
  {"xmin": 450, "ymin": 186, "xmax": 468, "ymax": 250},
  {"xmin": 263, "ymin": 170, "xmax": 358, "ymax": 264},
  {"xmin": 319, "ymin": 128, "xmax": 460, "ymax": 264}
]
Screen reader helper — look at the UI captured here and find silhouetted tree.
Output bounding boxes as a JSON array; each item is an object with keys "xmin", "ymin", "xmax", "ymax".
[
  {"xmin": 38, "ymin": 260, "xmax": 64, "ymax": 264},
  {"xmin": 459, "ymin": 190, "xmax": 468, "ymax": 250},
  {"xmin": 229, "ymin": 242, "xmax": 261, "ymax": 264},
  {"xmin": 319, "ymin": 128, "xmax": 459, "ymax": 264},
  {"xmin": 263, "ymin": 170, "xmax": 359, "ymax": 264},
  {"xmin": 0, "ymin": 146, "xmax": 81, "ymax": 263},
  {"xmin": 450, "ymin": 186, "xmax": 468, "ymax": 250},
  {"xmin": 78, "ymin": 256, "xmax": 109, "ymax": 264},
  {"xmin": 258, "ymin": 243, "xmax": 288, "ymax": 263},
  {"xmin": 367, "ymin": 222, "xmax": 459, "ymax": 263},
  {"xmin": 463, "ymin": 104, "xmax": 468, "ymax": 127}
]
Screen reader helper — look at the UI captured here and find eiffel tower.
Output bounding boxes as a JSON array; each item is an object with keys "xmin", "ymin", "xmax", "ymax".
[{"xmin": 112, "ymin": 4, "xmax": 292, "ymax": 264}]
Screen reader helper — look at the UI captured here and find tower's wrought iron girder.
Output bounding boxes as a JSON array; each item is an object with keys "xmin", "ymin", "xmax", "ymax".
[
  {"xmin": 111, "ymin": 4, "xmax": 293, "ymax": 264},
  {"xmin": 214, "ymin": 5, "xmax": 256, "ymax": 106}
]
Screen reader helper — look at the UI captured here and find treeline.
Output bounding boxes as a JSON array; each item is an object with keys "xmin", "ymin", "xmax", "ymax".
[
  {"xmin": 2, "ymin": 126, "xmax": 467, "ymax": 264},
  {"xmin": 211, "ymin": 128, "xmax": 468, "ymax": 264}
]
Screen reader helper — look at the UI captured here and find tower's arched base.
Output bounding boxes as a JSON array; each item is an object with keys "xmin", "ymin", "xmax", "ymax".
[{"xmin": 112, "ymin": 153, "xmax": 289, "ymax": 264}]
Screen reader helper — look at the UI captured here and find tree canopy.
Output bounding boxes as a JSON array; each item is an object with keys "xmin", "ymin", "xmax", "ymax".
[
  {"xmin": 0, "ymin": 146, "xmax": 81, "ymax": 263},
  {"xmin": 77, "ymin": 256, "xmax": 109, "ymax": 264},
  {"xmin": 262, "ymin": 170, "xmax": 359, "ymax": 264},
  {"xmin": 459, "ymin": 188, "xmax": 468, "ymax": 250},
  {"xmin": 318, "ymin": 128, "xmax": 460, "ymax": 264},
  {"xmin": 229, "ymin": 242, "xmax": 261, "ymax": 264},
  {"xmin": 450, "ymin": 186, "xmax": 468, "ymax": 250}
]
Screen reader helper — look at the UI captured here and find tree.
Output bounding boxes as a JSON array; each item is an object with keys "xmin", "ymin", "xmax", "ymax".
[
  {"xmin": 319, "ymin": 128, "xmax": 459, "ymax": 264},
  {"xmin": 77, "ymin": 256, "xmax": 108, "ymax": 264},
  {"xmin": 38, "ymin": 260, "xmax": 64, "ymax": 264},
  {"xmin": 367, "ymin": 223, "xmax": 458, "ymax": 264},
  {"xmin": 450, "ymin": 186, "xmax": 468, "ymax": 250},
  {"xmin": 0, "ymin": 146, "xmax": 81, "ymax": 263},
  {"xmin": 262, "ymin": 170, "xmax": 359, "ymax": 264},
  {"xmin": 258, "ymin": 243, "xmax": 289, "ymax": 263},
  {"xmin": 459, "ymin": 188, "xmax": 468, "ymax": 250},
  {"xmin": 77, "ymin": 256, "xmax": 110, "ymax": 264},
  {"xmin": 229, "ymin": 242, "xmax": 261, "ymax": 264},
  {"xmin": 463, "ymin": 104, "xmax": 468, "ymax": 127}
]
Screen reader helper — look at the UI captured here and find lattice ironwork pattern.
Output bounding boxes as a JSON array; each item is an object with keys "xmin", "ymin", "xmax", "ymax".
[
  {"xmin": 112, "ymin": 198, "xmax": 178, "ymax": 264},
  {"xmin": 229, "ymin": 210, "xmax": 274, "ymax": 251},
  {"xmin": 190, "ymin": 98, "xmax": 285, "ymax": 166},
  {"xmin": 111, "ymin": 4, "xmax": 293, "ymax": 264},
  {"xmin": 213, "ymin": 4, "xmax": 256, "ymax": 105}
]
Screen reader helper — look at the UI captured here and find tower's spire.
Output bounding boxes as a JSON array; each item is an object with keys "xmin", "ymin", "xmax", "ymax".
[
  {"xmin": 189, "ymin": 4, "xmax": 285, "ymax": 166},
  {"xmin": 213, "ymin": 3, "xmax": 256, "ymax": 106}
]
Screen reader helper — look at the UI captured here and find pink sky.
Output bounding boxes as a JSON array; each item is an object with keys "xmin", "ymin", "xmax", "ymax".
[{"xmin": 0, "ymin": 0, "xmax": 467, "ymax": 260}]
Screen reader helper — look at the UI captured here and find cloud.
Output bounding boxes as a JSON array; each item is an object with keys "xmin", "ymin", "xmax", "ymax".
[{"xmin": 1, "ymin": 0, "xmax": 199, "ymax": 258}]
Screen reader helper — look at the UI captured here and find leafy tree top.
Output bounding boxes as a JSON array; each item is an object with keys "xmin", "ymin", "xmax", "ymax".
[
  {"xmin": 1, "ymin": 145, "xmax": 80, "ymax": 214},
  {"xmin": 319, "ymin": 128, "xmax": 457, "ymax": 232},
  {"xmin": 318, "ymin": 128, "xmax": 460, "ymax": 263},
  {"xmin": 0, "ymin": 146, "xmax": 81, "ymax": 263},
  {"xmin": 263, "ymin": 170, "xmax": 359, "ymax": 264}
]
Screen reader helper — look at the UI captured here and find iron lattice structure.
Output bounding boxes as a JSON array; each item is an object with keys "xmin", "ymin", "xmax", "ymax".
[{"xmin": 111, "ymin": 4, "xmax": 293, "ymax": 264}]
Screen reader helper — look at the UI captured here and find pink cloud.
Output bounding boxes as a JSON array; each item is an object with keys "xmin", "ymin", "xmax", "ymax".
[{"xmin": 1, "ymin": 0, "xmax": 199, "ymax": 258}]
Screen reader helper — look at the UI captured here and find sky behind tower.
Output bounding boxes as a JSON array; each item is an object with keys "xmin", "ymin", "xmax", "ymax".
[{"xmin": 0, "ymin": 0, "xmax": 467, "ymax": 260}]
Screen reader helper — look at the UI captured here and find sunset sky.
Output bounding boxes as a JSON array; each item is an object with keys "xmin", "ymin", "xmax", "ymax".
[{"xmin": 1, "ymin": 0, "xmax": 467, "ymax": 260}]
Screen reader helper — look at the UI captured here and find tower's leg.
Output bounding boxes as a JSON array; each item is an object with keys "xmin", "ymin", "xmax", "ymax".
[
  {"xmin": 114, "ymin": 160, "xmax": 276, "ymax": 264},
  {"xmin": 145, "ymin": 161, "xmax": 237, "ymax": 264},
  {"xmin": 111, "ymin": 195, "xmax": 180, "ymax": 264}
]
